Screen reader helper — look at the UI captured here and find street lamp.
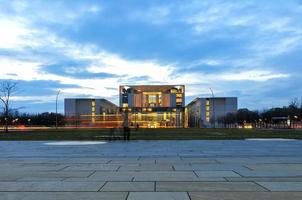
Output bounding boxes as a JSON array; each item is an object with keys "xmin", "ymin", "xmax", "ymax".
[
  {"xmin": 209, "ymin": 87, "xmax": 215, "ymax": 128},
  {"xmin": 55, "ymin": 90, "xmax": 61, "ymax": 129}
]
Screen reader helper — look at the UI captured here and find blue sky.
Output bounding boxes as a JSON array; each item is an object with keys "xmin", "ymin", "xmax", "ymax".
[{"xmin": 0, "ymin": 0, "xmax": 302, "ymax": 113}]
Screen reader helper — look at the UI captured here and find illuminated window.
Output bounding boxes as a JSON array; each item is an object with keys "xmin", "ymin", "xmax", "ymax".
[
  {"xmin": 206, "ymin": 100, "xmax": 210, "ymax": 122},
  {"xmin": 172, "ymin": 88, "xmax": 179, "ymax": 93},
  {"xmin": 158, "ymin": 95, "xmax": 162, "ymax": 105},
  {"xmin": 148, "ymin": 95, "xmax": 157, "ymax": 106},
  {"xmin": 176, "ymin": 94, "xmax": 182, "ymax": 98},
  {"xmin": 91, "ymin": 100, "xmax": 96, "ymax": 123},
  {"xmin": 122, "ymin": 103, "xmax": 128, "ymax": 108}
]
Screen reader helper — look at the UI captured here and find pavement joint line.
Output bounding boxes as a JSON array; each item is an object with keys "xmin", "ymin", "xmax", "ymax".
[
  {"xmin": 187, "ymin": 191, "xmax": 192, "ymax": 200},
  {"xmin": 232, "ymin": 170, "xmax": 244, "ymax": 177},
  {"xmin": 253, "ymin": 181, "xmax": 271, "ymax": 192},
  {"xmin": 243, "ymin": 165, "xmax": 254, "ymax": 171},
  {"xmin": 193, "ymin": 170, "xmax": 199, "ymax": 178},
  {"xmin": 0, "ymin": 191, "xmax": 128, "ymax": 193},
  {"xmin": 0, "ymin": 180, "xmax": 255, "ymax": 183},
  {"xmin": 97, "ymin": 181, "xmax": 107, "ymax": 192},
  {"xmin": 116, "ymin": 166, "xmax": 122, "ymax": 172},
  {"xmin": 60, "ymin": 178, "xmax": 68, "ymax": 181},
  {"xmin": 56, "ymin": 166, "xmax": 70, "ymax": 171},
  {"xmin": 87, "ymin": 170, "xmax": 96, "ymax": 178},
  {"xmin": 223, "ymin": 177, "xmax": 229, "ymax": 182},
  {"xmin": 125, "ymin": 191, "xmax": 130, "ymax": 200}
]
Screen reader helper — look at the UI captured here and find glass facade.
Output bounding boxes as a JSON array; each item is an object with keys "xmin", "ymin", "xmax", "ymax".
[{"xmin": 120, "ymin": 85, "xmax": 185, "ymax": 128}]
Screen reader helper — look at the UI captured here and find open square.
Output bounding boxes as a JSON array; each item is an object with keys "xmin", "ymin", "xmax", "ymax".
[{"xmin": 1, "ymin": 140, "xmax": 302, "ymax": 199}]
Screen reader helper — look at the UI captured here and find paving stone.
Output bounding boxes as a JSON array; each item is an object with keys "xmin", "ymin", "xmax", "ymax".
[
  {"xmin": 127, "ymin": 192, "xmax": 190, "ymax": 200},
  {"xmin": 85, "ymin": 171, "xmax": 135, "ymax": 181},
  {"xmin": 109, "ymin": 158, "xmax": 140, "ymax": 164},
  {"xmin": 63, "ymin": 164, "xmax": 120, "ymax": 171},
  {"xmin": 17, "ymin": 177, "xmax": 65, "ymax": 181},
  {"xmin": 0, "ymin": 192, "xmax": 127, "ymax": 200},
  {"xmin": 133, "ymin": 171, "xmax": 198, "ymax": 181},
  {"xmin": 195, "ymin": 171, "xmax": 241, "ymax": 178},
  {"xmin": 0, "ymin": 181, "xmax": 105, "ymax": 191},
  {"xmin": 66, "ymin": 158, "xmax": 110, "ymax": 163},
  {"xmin": 257, "ymin": 182, "xmax": 302, "ymax": 191},
  {"xmin": 235, "ymin": 170, "xmax": 302, "ymax": 177},
  {"xmin": 1, "ymin": 140, "xmax": 302, "ymax": 198},
  {"xmin": 226, "ymin": 177, "xmax": 302, "ymax": 182},
  {"xmin": 101, "ymin": 181, "xmax": 154, "ymax": 191},
  {"xmin": 156, "ymin": 181, "xmax": 267, "ymax": 192},
  {"xmin": 0, "ymin": 171, "xmax": 94, "ymax": 180},
  {"xmin": 195, "ymin": 178, "xmax": 227, "ymax": 182},
  {"xmin": 0, "ymin": 165, "xmax": 67, "ymax": 171},
  {"xmin": 180, "ymin": 158, "xmax": 219, "ymax": 164},
  {"xmin": 246, "ymin": 164, "xmax": 302, "ymax": 171},
  {"xmin": 174, "ymin": 164, "xmax": 246, "ymax": 171},
  {"xmin": 119, "ymin": 164, "xmax": 173, "ymax": 171},
  {"xmin": 189, "ymin": 192, "xmax": 302, "ymax": 200}
]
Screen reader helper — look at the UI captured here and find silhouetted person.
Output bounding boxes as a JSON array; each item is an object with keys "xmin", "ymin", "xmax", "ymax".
[
  {"xmin": 127, "ymin": 127, "xmax": 131, "ymax": 140},
  {"xmin": 124, "ymin": 126, "xmax": 130, "ymax": 141},
  {"xmin": 123, "ymin": 126, "xmax": 130, "ymax": 141},
  {"xmin": 109, "ymin": 127, "xmax": 116, "ymax": 141},
  {"xmin": 135, "ymin": 123, "xmax": 139, "ymax": 131}
]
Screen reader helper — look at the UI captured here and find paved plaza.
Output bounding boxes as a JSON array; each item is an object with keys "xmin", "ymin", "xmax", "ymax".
[{"xmin": 1, "ymin": 140, "xmax": 302, "ymax": 199}]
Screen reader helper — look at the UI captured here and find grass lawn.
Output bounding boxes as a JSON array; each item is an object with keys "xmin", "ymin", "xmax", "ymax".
[{"xmin": 0, "ymin": 128, "xmax": 302, "ymax": 140}]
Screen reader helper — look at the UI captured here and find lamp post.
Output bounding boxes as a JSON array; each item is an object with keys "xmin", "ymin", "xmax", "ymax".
[
  {"xmin": 55, "ymin": 90, "xmax": 61, "ymax": 129},
  {"xmin": 209, "ymin": 88, "xmax": 215, "ymax": 128}
]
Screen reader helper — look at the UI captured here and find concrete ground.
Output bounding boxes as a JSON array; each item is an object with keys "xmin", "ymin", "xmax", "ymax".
[{"xmin": 0, "ymin": 140, "xmax": 302, "ymax": 199}]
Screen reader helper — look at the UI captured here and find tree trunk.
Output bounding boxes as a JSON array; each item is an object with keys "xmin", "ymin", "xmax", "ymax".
[{"xmin": 4, "ymin": 104, "xmax": 8, "ymax": 133}]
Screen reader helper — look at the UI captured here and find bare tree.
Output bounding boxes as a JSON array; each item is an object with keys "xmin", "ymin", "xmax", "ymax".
[
  {"xmin": 289, "ymin": 98, "xmax": 299, "ymax": 109},
  {"xmin": 0, "ymin": 81, "xmax": 18, "ymax": 133}
]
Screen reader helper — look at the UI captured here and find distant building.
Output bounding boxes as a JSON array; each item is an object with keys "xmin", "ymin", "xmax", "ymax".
[
  {"xmin": 64, "ymin": 98, "xmax": 119, "ymax": 127},
  {"xmin": 187, "ymin": 97, "xmax": 238, "ymax": 128},
  {"xmin": 119, "ymin": 85, "xmax": 185, "ymax": 128}
]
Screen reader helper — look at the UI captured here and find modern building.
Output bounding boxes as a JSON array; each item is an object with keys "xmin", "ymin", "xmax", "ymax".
[
  {"xmin": 119, "ymin": 85, "xmax": 185, "ymax": 128},
  {"xmin": 187, "ymin": 97, "xmax": 238, "ymax": 128},
  {"xmin": 64, "ymin": 98, "xmax": 119, "ymax": 127},
  {"xmin": 64, "ymin": 87, "xmax": 238, "ymax": 129}
]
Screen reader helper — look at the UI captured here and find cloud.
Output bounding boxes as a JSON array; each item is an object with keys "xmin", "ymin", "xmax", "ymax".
[
  {"xmin": 0, "ymin": 0, "xmax": 301, "ymax": 112},
  {"xmin": 1, "ymin": 0, "xmax": 103, "ymax": 26},
  {"xmin": 0, "ymin": 18, "xmax": 32, "ymax": 49},
  {"xmin": 220, "ymin": 70, "xmax": 289, "ymax": 82}
]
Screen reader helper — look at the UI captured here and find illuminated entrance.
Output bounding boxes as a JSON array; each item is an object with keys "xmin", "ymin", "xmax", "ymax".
[{"xmin": 120, "ymin": 85, "xmax": 185, "ymax": 128}]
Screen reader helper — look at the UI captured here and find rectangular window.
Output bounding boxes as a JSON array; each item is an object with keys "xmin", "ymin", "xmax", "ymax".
[
  {"xmin": 91, "ymin": 100, "xmax": 96, "ymax": 123},
  {"xmin": 206, "ymin": 100, "xmax": 210, "ymax": 122},
  {"xmin": 148, "ymin": 95, "xmax": 157, "ymax": 107}
]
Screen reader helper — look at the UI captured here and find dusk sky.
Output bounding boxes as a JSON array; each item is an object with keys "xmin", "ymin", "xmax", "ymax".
[{"xmin": 0, "ymin": 0, "xmax": 301, "ymax": 113}]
